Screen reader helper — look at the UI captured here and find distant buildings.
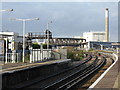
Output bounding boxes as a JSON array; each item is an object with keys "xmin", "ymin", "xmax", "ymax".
[
  {"xmin": 0, "ymin": 32, "xmax": 22, "ymax": 51},
  {"xmin": 83, "ymin": 32, "xmax": 106, "ymax": 42},
  {"xmin": 83, "ymin": 8, "xmax": 110, "ymax": 43},
  {"xmin": 73, "ymin": 36, "xmax": 83, "ymax": 39}
]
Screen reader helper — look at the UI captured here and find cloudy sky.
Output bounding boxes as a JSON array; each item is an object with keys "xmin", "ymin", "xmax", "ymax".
[{"xmin": 2, "ymin": 2, "xmax": 118, "ymax": 41}]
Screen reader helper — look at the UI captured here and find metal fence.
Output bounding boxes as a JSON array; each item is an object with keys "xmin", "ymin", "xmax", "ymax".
[
  {"xmin": 30, "ymin": 49, "xmax": 52, "ymax": 63},
  {"xmin": 30, "ymin": 49, "xmax": 67, "ymax": 63},
  {"xmin": 2, "ymin": 49, "xmax": 67, "ymax": 63},
  {"xmin": 5, "ymin": 53, "xmax": 21, "ymax": 63}
]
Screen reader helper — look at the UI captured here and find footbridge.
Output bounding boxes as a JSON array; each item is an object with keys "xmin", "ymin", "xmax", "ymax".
[
  {"xmin": 50, "ymin": 37, "xmax": 86, "ymax": 46},
  {"xmin": 26, "ymin": 31, "xmax": 87, "ymax": 47}
]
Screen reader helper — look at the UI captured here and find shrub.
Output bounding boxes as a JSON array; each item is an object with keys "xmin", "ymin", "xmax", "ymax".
[
  {"xmin": 32, "ymin": 43, "xmax": 40, "ymax": 49},
  {"xmin": 67, "ymin": 50, "xmax": 84, "ymax": 61},
  {"xmin": 42, "ymin": 43, "xmax": 52, "ymax": 49}
]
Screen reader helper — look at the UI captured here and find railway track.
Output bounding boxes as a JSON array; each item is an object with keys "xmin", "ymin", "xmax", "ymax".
[
  {"xmin": 41, "ymin": 56, "xmax": 106, "ymax": 90},
  {"xmin": 60, "ymin": 58, "xmax": 106, "ymax": 90},
  {"xmin": 25, "ymin": 56, "xmax": 98, "ymax": 89},
  {"xmin": 79, "ymin": 57, "xmax": 114, "ymax": 89},
  {"xmin": 8, "ymin": 55, "xmax": 92, "ymax": 90},
  {"xmin": 8, "ymin": 55, "xmax": 106, "ymax": 90},
  {"xmin": 8, "ymin": 55, "xmax": 93, "ymax": 89}
]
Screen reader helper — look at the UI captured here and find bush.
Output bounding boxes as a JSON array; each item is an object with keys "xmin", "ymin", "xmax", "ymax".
[
  {"xmin": 32, "ymin": 43, "xmax": 40, "ymax": 49},
  {"xmin": 42, "ymin": 43, "xmax": 52, "ymax": 49},
  {"xmin": 67, "ymin": 52, "xmax": 74, "ymax": 60},
  {"xmin": 32, "ymin": 43, "xmax": 52, "ymax": 49},
  {"xmin": 88, "ymin": 48, "xmax": 94, "ymax": 52},
  {"xmin": 67, "ymin": 50, "xmax": 84, "ymax": 61}
]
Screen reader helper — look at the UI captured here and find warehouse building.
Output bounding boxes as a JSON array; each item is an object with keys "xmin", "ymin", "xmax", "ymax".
[{"xmin": 83, "ymin": 32, "xmax": 106, "ymax": 42}]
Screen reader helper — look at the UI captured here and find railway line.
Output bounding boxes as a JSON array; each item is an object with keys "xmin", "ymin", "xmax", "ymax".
[
  {"xmin": 79, "ymin": 57, "xmax": 114, "ymax": 89},
  {"xmin": 41, "ymin": 56, "xmax": 106, "ymax": 90},
  {"xmin": 7, "ymin": 54, "xmax": 109, "ymax": 90},
  {"xmin": 17, "ymin": 55, "xmax": 105, "ymax": 89},
  {"xmin": 9, "ymin": 55, "xmax": 93, "ymax": 89}
]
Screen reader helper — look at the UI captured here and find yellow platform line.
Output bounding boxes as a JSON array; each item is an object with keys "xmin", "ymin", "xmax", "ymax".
[{"xmin": 0, "ymin": 64, "xmax": 4, "ymax": 65}]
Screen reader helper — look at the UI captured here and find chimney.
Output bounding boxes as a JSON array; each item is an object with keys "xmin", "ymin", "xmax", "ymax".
[{"xmin": 105, "ymin": 8, "xmax": 109, "ymax": 42}]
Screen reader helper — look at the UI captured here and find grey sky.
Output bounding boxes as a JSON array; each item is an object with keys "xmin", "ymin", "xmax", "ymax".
[{"xmin": 2, "ymin": 2, "xmax": 118, "ymax": 41}]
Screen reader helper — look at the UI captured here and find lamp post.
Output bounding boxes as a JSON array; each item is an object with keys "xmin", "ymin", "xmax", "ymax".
[
  {"xmin": 0, "ymin": 9, "xmax": 13, "ymax": 12},
  {"xmin": 10, "ymin": 18, "xmax": 39, "ymax": 63},
  {"xmin": 46, "ymin": 21, "xmax": 52, "ymax": 59}
]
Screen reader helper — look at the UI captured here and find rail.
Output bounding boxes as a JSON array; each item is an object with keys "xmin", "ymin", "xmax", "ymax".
[
  {"xmin": 11, "ymin": 55, "xmax": 92, "ymax": 89},
  {"xmin": 41, "ymin": 56, "xmax": 101, "ymax": 90},
  {"xmin": 64, "ymin": 57, "xmax": 106, "ymax": 90}
]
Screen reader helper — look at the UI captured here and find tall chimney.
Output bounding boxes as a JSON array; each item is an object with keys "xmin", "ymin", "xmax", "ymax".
[{"xmin": 105, "ymin": 8, "xmax": 109, "ymax": 42}]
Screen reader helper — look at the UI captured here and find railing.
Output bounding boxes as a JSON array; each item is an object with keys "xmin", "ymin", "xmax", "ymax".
[
  {"xmin": 0, "ymin": 54, "xmax": 4, "ymax": 61},
  {"xmin": 26, "ymin": 32, "xmax": 52, "ymax": 39},
  {"xmin": 30, "ymin": 49, "xmax": 52, "ymax": 63},
  {"xmin": 27, "ymin": 32, "xmax": 45, "ymax": 37},
  {"xmin": 5, "ymin": 53, "xmax": 21, "ymax": 63},
  {"xmin": 29, "ymin": 49, "xmax": 67, "ymax": 63}
]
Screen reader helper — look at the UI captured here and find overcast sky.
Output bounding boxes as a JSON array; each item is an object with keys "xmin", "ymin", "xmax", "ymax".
[{"xmin": 2, "ymin": 2, "xmax": 118, "ymax": 42}]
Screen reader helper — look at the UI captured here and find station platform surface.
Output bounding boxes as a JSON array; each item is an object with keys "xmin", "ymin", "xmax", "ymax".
[
  {"xmin": 0, "ymin": 59, "xmax": 71, "ymax": 73},
  {"xmin": 93, "ymin": 57, "xmax": 119, "ymax": 89}
]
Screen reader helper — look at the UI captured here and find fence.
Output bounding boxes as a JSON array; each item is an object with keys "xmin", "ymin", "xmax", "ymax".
[
  {"xmin": 2, "ymin": 49, "xmax": 67, "ymax": 63},
  {"xmin": 30, "ymin": 49, "xmax": 67, "ymax": 63},
  {"xmin": 0, "ymin": 54, "xmax": 4, "ymax": 61},
  {"xmin": 51, "ymin": 50, "xmax": 67, "ymax": 60},
  {"xmin": 5, "ymin": 53, "xmax": 21, "ymax": 63},
  {"xmin": 30, "ymin": 49, "xmax": 52, "ymax": 63}
]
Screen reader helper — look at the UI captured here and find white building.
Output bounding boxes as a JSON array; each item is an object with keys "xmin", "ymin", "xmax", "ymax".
[
  {"xmin": 83, "ymin": 32, "xmax": 106, "ymax": 42},
  {"xmin": 0, "ymin": 32, "xmax": 22, "ymax": 51},
  {"xmin": 73, "ymin": 36, "xmax": 83, "ymax": 39}
]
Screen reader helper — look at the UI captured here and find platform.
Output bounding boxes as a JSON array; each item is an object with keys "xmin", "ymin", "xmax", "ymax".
[
  {"xmin": 89, "ymin": 56, "xmax": 119, "ymax": 89},
  {"xmin": 0, "ymin": 59, "xmax": 71, "ymax": 73},
  {"xmin": 1, "ymin": 59, "xmax": 72, "ymax": 89}
]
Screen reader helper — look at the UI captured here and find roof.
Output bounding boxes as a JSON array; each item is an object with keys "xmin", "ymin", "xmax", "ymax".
[{"xmin": 83, "ymin": 31, "xmax": 105, "ymax": 34}]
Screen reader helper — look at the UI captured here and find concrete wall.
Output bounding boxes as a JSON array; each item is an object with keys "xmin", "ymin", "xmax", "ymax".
[
  {"xmin": 51, "ymin": 49, "xmax": 67, "ymax": 60},
  {"xmin": 2, "ymin": 59, "xmax": 71, "ymax": 89}
]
